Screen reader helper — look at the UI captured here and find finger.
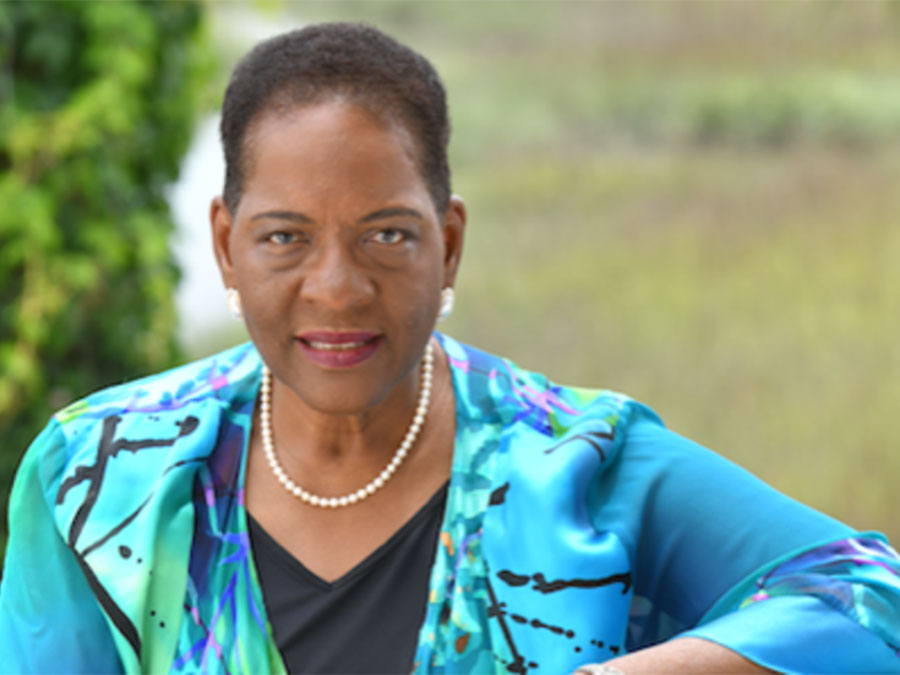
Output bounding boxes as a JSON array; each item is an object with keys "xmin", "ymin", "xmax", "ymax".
[{"xmin": 573, "ymin": 664, "xmax": 626, "ymax": 675}]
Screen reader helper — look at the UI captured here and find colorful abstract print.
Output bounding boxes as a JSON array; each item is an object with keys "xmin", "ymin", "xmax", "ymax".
[{"xmin": 1, "ymin": 335, "xmax": 899, "ymax": 674}]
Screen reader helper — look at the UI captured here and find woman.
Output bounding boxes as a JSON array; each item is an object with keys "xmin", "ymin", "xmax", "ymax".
[{"xmin": 1, "ymin": 23, "xmax": 898, "ymax": 675}]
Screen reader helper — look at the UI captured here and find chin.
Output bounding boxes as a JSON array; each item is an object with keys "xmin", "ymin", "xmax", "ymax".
[{"xmin": 284, "ymin": 368, "xmax": 399, "ymax": 418}]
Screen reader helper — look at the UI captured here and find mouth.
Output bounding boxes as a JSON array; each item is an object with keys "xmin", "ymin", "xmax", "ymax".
[{"xmin": 296, "ymin": 331, "xmax": 382, "ymax": 368}]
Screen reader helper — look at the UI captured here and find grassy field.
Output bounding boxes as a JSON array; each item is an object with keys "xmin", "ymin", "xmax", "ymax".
[
  {"xmin": 202, "ymin": 1, "xmax": 900, "ymax": 542},
  {"xmin": 452, "ymin": 146, "xmax": 900, "ymax": 540}
]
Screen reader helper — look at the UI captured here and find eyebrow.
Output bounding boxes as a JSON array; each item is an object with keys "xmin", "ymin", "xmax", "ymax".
[
  {"xmin": 250, "ymin": 210, "xmax": 313, "ymax": 223},
  {"xmin": 359, "ymin": 207, "xmax": 424, "ymax": 223},
  {"xmin": 249, "ymin": 206, "xmax": 424, "ymax": 225}
]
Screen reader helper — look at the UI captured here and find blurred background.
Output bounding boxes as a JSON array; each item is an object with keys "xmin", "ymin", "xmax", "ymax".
[{"xmin": 2, "ymin": 0, "xmax": 898, "ymax": 558}]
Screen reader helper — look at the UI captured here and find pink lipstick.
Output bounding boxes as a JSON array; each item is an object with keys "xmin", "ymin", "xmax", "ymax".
[{"xmin": 296, "ymin": 331, "xmax": 382, "ymax": 368}]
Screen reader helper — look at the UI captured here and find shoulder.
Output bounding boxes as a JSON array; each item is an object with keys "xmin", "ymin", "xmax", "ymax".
[
  {"xmin": 438, "ymin": 332, "xmax": 661, "ymax": 453},
  {"xmin": 437, "ymin": 331, "xmax": 672, "ymax": 536},
  {"xmin": 18, "ymin": 342, "xmax": 261, "ymax": 501},
  {"xmin": 53, "ymin": 341, "xmax": 261, "ymax": 432}
]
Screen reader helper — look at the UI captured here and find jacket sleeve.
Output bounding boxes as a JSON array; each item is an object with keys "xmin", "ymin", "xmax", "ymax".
[
  {"xmin": 681, "ymin": 534, "xmax": 900, "ymax": 673},
  {"xmin": 594, "ymin": 415, "xmax": 900, "ymax": 673},
  {"xmin": 0, "ymin": 420, "xmax": 122, "ymax": 675}
]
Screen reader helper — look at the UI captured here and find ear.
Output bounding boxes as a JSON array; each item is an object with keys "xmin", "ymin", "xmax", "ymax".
[
  {"xmin": 210, "ymin": 196, "xmax": 237, "ymax": 289},
  {"xmin": 440, "ymin": 194, "xmax": 467, "ymax": 288}
]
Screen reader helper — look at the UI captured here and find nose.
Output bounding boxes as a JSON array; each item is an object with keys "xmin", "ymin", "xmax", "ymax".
[{"xmin": 299, "ymin": 235, "xmax": 375, "ymax": 311}]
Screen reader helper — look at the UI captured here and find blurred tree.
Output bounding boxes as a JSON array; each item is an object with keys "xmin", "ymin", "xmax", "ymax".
[{"xmin": 0, "ymin": 1, "xmax": 214, "ymax": 554}]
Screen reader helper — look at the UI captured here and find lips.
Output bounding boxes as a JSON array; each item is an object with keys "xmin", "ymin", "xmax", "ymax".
[{"xmin": 296, "ymin": 331, "xmax": 382, "ymax": 368}]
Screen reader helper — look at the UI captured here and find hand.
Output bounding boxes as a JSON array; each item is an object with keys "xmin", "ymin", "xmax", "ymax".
[
  {"xmin": 573, "ymin": 665, "xmax": 625, "ymax": 675},
  {"xmin": 571, "ymin": 637, "xmax": 774, "ymax": 674}
]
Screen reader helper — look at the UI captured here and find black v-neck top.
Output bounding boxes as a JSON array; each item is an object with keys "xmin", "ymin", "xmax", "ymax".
[{"xmin": 247, "ymin": 482, "xmax": 449, "ymax": 675}]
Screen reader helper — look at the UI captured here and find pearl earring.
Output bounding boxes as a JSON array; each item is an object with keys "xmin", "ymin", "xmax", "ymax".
[
  {"xmin": 437, "ymin": 287, "xmax": 455, "ymax": 322},
  {"xmin": 225, "ymin": 288, "xmax": 243, "ymax": 320}
]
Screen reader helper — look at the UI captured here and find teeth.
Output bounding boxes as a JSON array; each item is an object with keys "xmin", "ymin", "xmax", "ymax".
[{"xmin": 307, "ymin": 340, "xmax": 368, "ymax": 351}]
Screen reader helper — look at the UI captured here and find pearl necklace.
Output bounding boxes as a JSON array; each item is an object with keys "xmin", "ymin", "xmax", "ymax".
[{"xmin": 259, "ymin": 341, "xmax": 434, "ymax": 508}]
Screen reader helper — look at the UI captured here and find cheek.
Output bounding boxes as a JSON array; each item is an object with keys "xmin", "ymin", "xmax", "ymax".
[
  {"xmin": 395, "ymin": 271, "xmax": 442, "ymax": 328},
  {"xmin": 234, "ymin": 263, "xmax": 300, "ymax": 326},
  {"xmin": 395, "ymin": 239, "xmax": 445, "ymax": 312}
]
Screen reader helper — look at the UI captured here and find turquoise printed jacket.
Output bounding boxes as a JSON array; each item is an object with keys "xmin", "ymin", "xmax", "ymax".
[{"xmin": 1, "ymin": 334, "xmax": 899, "ymax": 674}]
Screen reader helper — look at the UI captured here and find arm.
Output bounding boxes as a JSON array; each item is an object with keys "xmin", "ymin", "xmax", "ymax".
[
  {"xmin": 583, "ymin": 636, "xmax": 772, "ymax": 674},
  {"xmin": 0, "ymin": 421, "xmax": 122, "ymax": 674},
  {"xmin": 588, "ymin": 416, "xmax": 900, "ymax": 673}
]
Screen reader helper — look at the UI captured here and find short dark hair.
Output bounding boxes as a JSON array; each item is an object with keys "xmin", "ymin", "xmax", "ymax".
[{"xmin": 220, "ymin": 22, "xmax": 451, "ymax": 214}]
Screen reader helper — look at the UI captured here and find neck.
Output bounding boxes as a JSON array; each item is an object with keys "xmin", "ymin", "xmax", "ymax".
[{"xmin": 260, "ymin": 341, "xmax": 442, "ymax": 490}]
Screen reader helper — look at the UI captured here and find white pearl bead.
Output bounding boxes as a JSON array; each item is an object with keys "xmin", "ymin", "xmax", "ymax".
[{"xmin": 261, "ymin": 341, "xmax": 434, "ymax": 508}]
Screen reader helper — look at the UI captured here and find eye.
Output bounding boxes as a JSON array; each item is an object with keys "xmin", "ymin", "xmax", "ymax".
[
  {"xmin": 267, "ymin": 231, "xmax": 298, "ymax": 246},
  {"xmin": 370, "ymin": 228, "xmax": 407, "ymax": 245}
]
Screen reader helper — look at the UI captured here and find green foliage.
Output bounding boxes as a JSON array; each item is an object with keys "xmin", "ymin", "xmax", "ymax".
[{"xmin": 0, "ymin": 1, "xmax": 214, "ymax": 550}]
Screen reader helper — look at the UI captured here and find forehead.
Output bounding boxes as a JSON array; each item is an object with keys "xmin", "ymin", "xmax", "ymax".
[
  {"xmin": 246, "ymin": 97, "xmax": 419, "ymax": 168},
  {"xmin": 238, "ymin": 100, "xmax": 430, "ymax": 212}
]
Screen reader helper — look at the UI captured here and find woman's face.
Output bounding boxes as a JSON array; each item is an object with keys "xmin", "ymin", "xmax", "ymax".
[{"xmin": 211, "ymin": 100, "xmax": 465, "ymax": 416}]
